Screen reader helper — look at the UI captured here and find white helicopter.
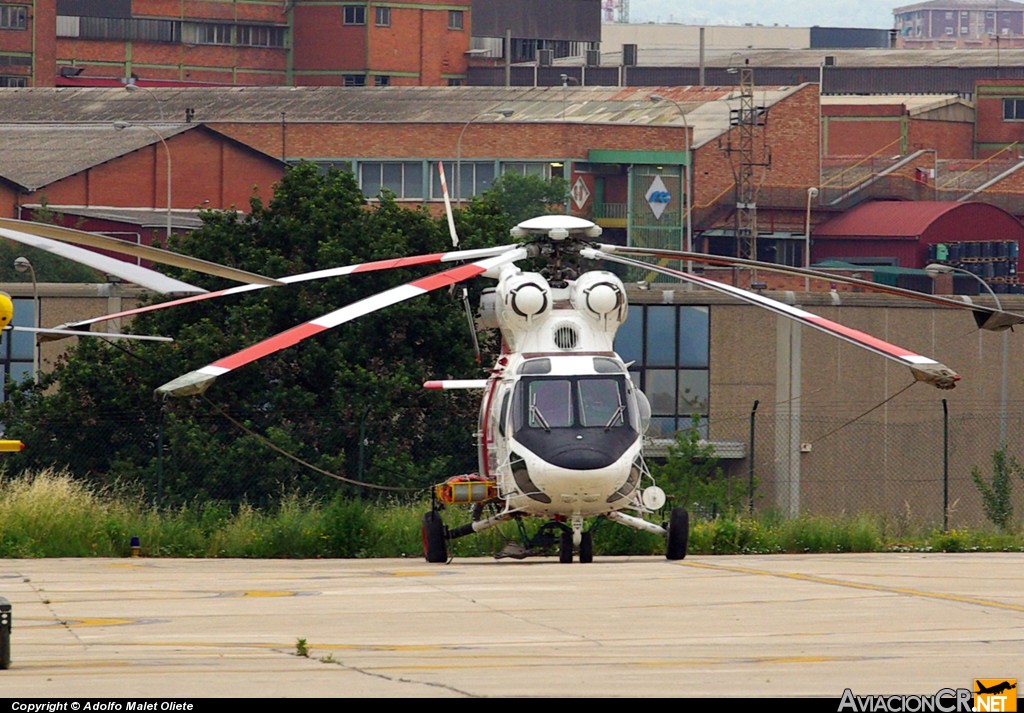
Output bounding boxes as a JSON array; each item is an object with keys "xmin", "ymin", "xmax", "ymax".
[{"xmin": 2, "ymin": 170, "xmax": 1019, "ymax": 564}]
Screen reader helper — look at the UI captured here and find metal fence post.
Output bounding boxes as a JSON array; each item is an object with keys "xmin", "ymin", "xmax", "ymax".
[
  {"xmin": 749, "ymin": 399, "xmax": 759, "ymax": 515},
  {"xmin": 942, "ymin": 398, "xmax": 949, "ymax": 532}
]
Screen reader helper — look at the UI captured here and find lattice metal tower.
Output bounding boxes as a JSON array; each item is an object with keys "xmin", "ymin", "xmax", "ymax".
[{"xmin": 722, "ymin": 61, "xmax": 770, "ymax": 260}]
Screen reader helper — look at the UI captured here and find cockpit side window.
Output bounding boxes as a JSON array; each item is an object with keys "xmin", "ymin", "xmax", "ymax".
[{"xmin": 497, "ymin": 388, "xmax": 511, "ymax": 437}]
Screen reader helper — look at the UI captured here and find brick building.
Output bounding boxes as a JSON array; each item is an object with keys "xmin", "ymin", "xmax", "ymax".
[
  {"xmin": 0, "ymin": 83, "xmax": 822, "ymax": 260},
  {"xmin": 1, "ymin": 0, "xmax": 473, "ymax": 88},
  {"xmin": 0, "ymin": 121, "xmax": 285, "ymax": 241},
  {"xmin": 821, "ymin": 95, "xmax": 975, "ymax": 158},
  {"xmin": 894, "ymin": 0, "xmax": 1024, "ymax": 49}
]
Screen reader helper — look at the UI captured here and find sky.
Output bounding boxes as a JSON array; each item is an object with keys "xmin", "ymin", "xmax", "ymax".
[{"xmin": 627, "ymin": 1, "xmax": 897, "ymax": 29}]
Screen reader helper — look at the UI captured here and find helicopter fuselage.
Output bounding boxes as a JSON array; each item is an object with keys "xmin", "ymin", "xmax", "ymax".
[{"xmin": 472, "ymin": 264, "xmax": 655, "ymax": 522}]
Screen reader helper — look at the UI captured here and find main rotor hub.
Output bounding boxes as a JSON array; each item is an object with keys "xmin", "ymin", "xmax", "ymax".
[{"xmin": 510, "ymin": 216, "xmax": 602, "ymax": 242}]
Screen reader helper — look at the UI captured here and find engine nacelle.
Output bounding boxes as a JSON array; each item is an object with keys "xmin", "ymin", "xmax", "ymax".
[
  {"xmin": 570, "ymin": 271, "xmax": 627, "ymax": 327},
  {"xmin": 497, "ymin": 272, "xmax": 552, "ymax": 324}
]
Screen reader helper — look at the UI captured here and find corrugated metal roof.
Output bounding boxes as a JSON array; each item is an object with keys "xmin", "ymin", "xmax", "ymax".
[
  {"xmin": 21, "ymin": 204, "xmax": 206, "ymax": 230},
  {"xmin": 820, "ymin": 94, "xmax": 971, "ymax": 115},
  {"xmin": 0, "ymin": 85, "xmax": 805, "ymax": 159},
  {"xmin": 0, "ymin": 123, "xmax": 193, "ymax": 190},
  {"xmin": 0, "ymin": 85, "xmax": 801, "ymax": 131},
  {"xmin": 814, "ymin": 200, "xmax": 982, "ymax": 238},
  {"xmin": 599, "ymin": 46, "xmax": 1024, "ymax": 68}
]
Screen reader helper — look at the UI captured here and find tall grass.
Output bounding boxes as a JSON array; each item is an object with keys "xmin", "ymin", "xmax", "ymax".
[{"xmin": 1, "ymin": 469, "xmax": 1022, "ymax": 558}]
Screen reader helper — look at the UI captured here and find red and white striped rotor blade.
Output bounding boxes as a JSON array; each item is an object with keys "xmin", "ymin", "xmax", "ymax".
[
  {"xmin": 584, "ymin": 248, "xmax": 960, "ymax": 390},
  {"xmin": 597, "ymin": 243, "xmax": 1024, "ymax": 332},
  {"xmin": 53, "ymin": 244, "xmax": 518, "ymax": 336},
  {"xmin": 424, "ymin": 379, "xmax": 488, "ymax": 390},
  {"xmin": 438, "ymin": 161, "xmax": 459, "ymax": 247},
  {"xmin": 157, "ymin": 248, "xmax": 528, "ymax": 397}
]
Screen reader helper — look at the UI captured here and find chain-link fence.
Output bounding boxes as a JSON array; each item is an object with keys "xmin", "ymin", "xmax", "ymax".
[
  {"xmin": 7, "ymin": 402, "xmax": 1022, "ymax": 530},
  {"xmin": 708, "ymin": 403, "xmax": 1024, "ymax": 529}
]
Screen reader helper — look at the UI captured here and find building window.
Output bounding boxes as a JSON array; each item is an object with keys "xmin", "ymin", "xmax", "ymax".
[
  {"xmin": 0, "ymin": 75, "xmax": 25, "ymax": 87},
  {"xmin": 1003, "ymin": 99, "xmax": 1024, "ymax": 120},
  {"xmin": 343, "ymin": 74, "xmax": 366, "ymax": 86},
  {"xmin": 448, "ymin": 10, "xmax": 464, "ymax": 30},
  {"xmin": 237, "ymin": 25, "xmax": 286, "ymax": 48},
  {"xmin": 73, "ymin": 16, "xmax": 179, "ymax": 42},
  {"xmin": 614, "ymin": 305, "xmax": 710, "ymax": 439},
  {"xmin": 359, "ymin": 161, "xmax": 424, "ymax": 199},
  {"xmin": 502, "ymin": 161, "xmax": 564, "ymax": 180},
  {"xmin": 373, "ymin": 75, "xmax": 390, "ymax": 86},
  {"xmin": 447, "ymin": 78, "xmax": 464, "ymax": 86},
  {"xmin": 0, "ymin": 298, "xmax": 36, "ymax": 398},
  {"xmin": 343, "ymin": 6, "xmax": 366, "ymax": 25},
  {"xmin": 197, "ymin": 23, "xmax": 233, "ymax": 45},
  {"xmin": 375, "ymin": 6, "xmax": 390, "ymax": 26},
  {"xmin": 0, "ymin": 5, "xmax": 27, "ymax": 30},
  {"xmin": 431, "ymin": 161, "xmax": 495, "ymax": 200},
  {"xmin": 502, "ymin": 162, "xmax": 548, "ymax": 178},
  {"xmin": 310, "ymin": 160, "xmax": 353, "ymax": 174}
]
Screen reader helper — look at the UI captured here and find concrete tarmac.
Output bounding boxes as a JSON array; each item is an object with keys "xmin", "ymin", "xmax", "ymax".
[{"xmin": 0, "ymin": 553, "xmax": 1021, "ymax": 698}]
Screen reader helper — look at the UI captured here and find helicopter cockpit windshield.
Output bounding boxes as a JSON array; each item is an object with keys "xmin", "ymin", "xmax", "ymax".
[{"xmin": 515, "ymin": 376, "xmax": 631, "ymax": 433}]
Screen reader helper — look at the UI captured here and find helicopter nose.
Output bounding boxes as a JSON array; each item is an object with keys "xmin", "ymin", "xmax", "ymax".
[{"xmin": 544, "ymin": 442, "xmax": 620, "ymax": 470}]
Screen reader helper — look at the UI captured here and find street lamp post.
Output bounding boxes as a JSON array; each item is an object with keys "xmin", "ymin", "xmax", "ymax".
[
  {"xmin": 124, "ymin": 83, "xmax": 166, "ymax": 122},
  {"xmin": 456, "ymin": 108, "xmax": 513, "ymax": 206},
  {"xmin": 649, "ymin": 95, "xmax": 693, "ymax": 266},
  {"xmin": 560, "ymin": 73, "xmax": 580, "ymax": 120},
  {"xmin": 13, "ymin": 256, "xmax": 38, "ymax": 384},
  {"xmin": 926, "ymin": 263, "xmax": 1009, "ymax": 444},
  {"xmin": 114, "ymin": 121, "xmax": 172, "ymax": 241}
]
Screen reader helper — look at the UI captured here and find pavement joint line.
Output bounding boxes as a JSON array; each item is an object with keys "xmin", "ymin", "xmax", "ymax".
[{"xmin": 675, "ymin": 560, "xmax": 1024, "ymax": 612}]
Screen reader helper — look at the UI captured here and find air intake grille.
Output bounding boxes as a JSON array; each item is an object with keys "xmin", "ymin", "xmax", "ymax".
[{"xmin": 553, "ymin": 323, "xmax": 579, "ymax": 350}]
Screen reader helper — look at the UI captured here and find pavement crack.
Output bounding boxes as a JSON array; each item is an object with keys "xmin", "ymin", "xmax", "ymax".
[
  {"xmin": 21, "ymin": 577, "xmax": 88, "ymax": 650},
  {"xmin": 287, "ymin": 649, "xmax": 480, "ymax": 697}
]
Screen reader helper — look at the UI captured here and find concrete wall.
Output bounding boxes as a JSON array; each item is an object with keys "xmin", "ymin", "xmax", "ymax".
[
  {"xmin": 601, "ymin": 23, "xmax": 810, "ymax": 54},
  {"xmin": 633, "ymin": 286, "xmax": 1024, "ymax": 526}
]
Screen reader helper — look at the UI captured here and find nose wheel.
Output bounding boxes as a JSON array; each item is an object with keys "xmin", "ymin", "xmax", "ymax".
[
  {"xmin": 558, "ymin": 529, "xmax": 593, "ymax": 563},
  {"xmin": 665, "ymin": 507, "xmax": 689, "ymax": 560}
]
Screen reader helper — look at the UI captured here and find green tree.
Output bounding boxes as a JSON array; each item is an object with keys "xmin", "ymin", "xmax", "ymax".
[
  {"xmin": 0, "ymin": 198, "xmax": 103, "ymax": 283},
  {"xmin": 1, "ymin": 163, "xmax": 514, "ymax": 506},
  {"xmin": 469, "ymin": 172, "xmax": 568, "ymax": 225},
  {"xmin": 650, "ymin": 417, "xmax": 741, "ymax": 518}
]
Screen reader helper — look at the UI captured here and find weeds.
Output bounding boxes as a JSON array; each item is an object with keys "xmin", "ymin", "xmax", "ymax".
[
  {"xmin": 971, "ymin": 448, "xmax": 1024, "ymax": 531},
  {"xmin": 2, "ymin": 468, "xmax": 1024, "ymax": 558}
]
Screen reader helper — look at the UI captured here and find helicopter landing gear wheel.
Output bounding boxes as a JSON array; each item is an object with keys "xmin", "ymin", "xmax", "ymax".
[
  {"xmin": 559, "ymin": 531, "xmax": 573, "ymax": 563},
  {"xmin": 578, "ymin": 531, "xmax": 593, "ymax": 564},
  {"xmin": 666, "ymin": 507, "xmax": 689, "ymax": 561},
  {"xmin": 422, "ymin": 511, "xmax": 447, "ymax": 563}
]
